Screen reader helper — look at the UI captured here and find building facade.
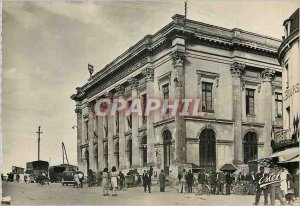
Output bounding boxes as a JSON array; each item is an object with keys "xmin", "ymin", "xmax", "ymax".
[
  {"xmin": 71, "ymin": 14, "xmax": 282, "ymax": 178},
  {"xmin": 274, "ymin": 8, "xmax": 299, "ymax": 152}
]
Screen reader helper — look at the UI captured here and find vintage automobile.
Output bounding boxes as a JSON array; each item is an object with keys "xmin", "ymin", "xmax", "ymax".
[{"xmin": 61, "ymin": 171, "xmax": 75, "ymax": 186}]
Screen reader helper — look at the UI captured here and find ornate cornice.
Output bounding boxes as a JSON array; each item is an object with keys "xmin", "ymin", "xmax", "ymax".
[
  {"xmin": 230, "ymin": 62, "xmax": 245, "ymax": 77},
  {"xmin": 71, "ymin": 14, "xmax": 281, "ymax": 102},
  {"xmin": 261, "ymin": 68, "xmax": 275, "ymax": 82},
  {"xmin": 171, "ymin": 50, "xmax": 186, "ymax": 67},
  {"xmin": 142, "ymin": 67, "xmax": 154, "ymax": 82},
  {"xmin": 75, "ymin": 108, "xmax": 82, "ymax": 115}
]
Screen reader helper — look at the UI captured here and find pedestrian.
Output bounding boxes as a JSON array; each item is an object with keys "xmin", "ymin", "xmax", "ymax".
[
  {"xmin": 149, "ymin": 166, "xmax": 153, "ymax": 178},
  {"xmin": 186, "ymin": 170, "xmax": 193, "ymax": 193},
  {"xmin": 217, "ymin": 171, "xmax": 225, "ymax": 195},
  {"xmin": 254, "ymin": 167, "xmax": 269, "ymax": 205},
  {"xmin": 159, "ymin": 170, "xmax": 166, "ymax": 192},
  {"xmin": 88, "ymin": 169, "xmax": 93, "ymax": 187},
  {"xmin": 118, "ymin": 171, "xmax": 125, "ymax": 190},
  {"xmin": 280, "ymin": 167, "xmax": 289, "ymax": 196},
  {"xmin": 269, "ymin": 165, "xmax": 285, "ymax": 205},
  {"xmin": 292, "ymin": 168, "xmax": 299, "ymax": 198},
  {"xmin": 225, "ymin": 172, "xmax": 232, "ymax": 195},
  {"xmin": 110, "ymin": 166, "xmax": 118, "ymax": 196},
  {"xmin": 102, "ymin": 168, "xmax": 110, "ymax": 196},
  {"xmin": 78, "ymin": 171, "xmax": 84, "ymax": 188},
  {"xmin": 16, "ymin": 173, "xmax": 20, "ymax": 183},
  {"xmin": 142, "ymin": 170, "xmax": 150, "ymax": 193},
  {"xmin": 209, "ymin": 171, "xmax": 217, "ymax": 194},
  {"xmin": 177, "ymin": 169, "xmax": 184, "ymax": 193},
  {"xmin": 73, "ymin": 172, "xmax": 80, "ymax": 188}
]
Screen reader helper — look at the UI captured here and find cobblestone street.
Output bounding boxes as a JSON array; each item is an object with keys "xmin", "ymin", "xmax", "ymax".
[{"xmin": 3, "ymin": 182, "xmax": 295, "ymax": 205}]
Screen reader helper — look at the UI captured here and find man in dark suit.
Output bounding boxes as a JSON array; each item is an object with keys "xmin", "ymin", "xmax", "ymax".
[
  {"xmin": 142, "ymin": 170, "xmax": 150, "ymax": 193},
  {"xmin": 186, "ymin": 170, "xmax": 194, "ymax": 193},
  {"xmin": 254, "ymin": 167, "xmax": 269, "ymax": 205}
]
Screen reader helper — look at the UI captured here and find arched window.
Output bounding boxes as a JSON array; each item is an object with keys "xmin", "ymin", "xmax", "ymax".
[
  {"xmin": 162, "ymin": 130, "xmax": 172, "ymax": 173},
  {"xmin": 141, "ymin": 136, "xmax": 147, "ymax": 166},
  {"xmin": 199, "ymin": 129, "xmax": 216, "ymax": 171},
  {"xmin": 244, "ymin": 132, "xmax": 258, "ymax": 163},
  {"xmin": 114, "ymin": 141, "xmax": 119, "ymax": 168},
  {"xmin": 127, "ymin": 139, "xmax": 132, "ymax": 167},
  {"xmin": 104, "ymin": 142, "xmax": 108, "ymax": 168}
]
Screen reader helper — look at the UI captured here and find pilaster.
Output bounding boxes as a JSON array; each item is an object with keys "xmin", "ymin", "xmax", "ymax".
[
  {"xmin": 75, "ymin": 107, "xmax": 83, "ymax": 168},
  {"xmin": 87, "ymin": 102, "xmax": 95, "ymax": 171},
  {"xmin": 171, "ymin": 50, "xmax": 187, "ymax": 163},
  {"xmin": 128, "ymin": 77, "xmax": 140, "ymax": 167},
  {"xmin": 142, "ymin": 67, "xmax": 155, "ymax": 165},
  {"xmin": 115, "ymin": 84, "xmax": 126, "ymax": 169},
  {"xmin": 106, "ymin": 92, "xmax": 115, "ymax": 169},
  {"xmin": 230, "ymin": 62, "xmax": 245, "ymax": 164},
  {"xmin": 96, "ymin": 97, "xmax": 104, "ymax": 172},
  {"xmin": 261, "ymin": 68, "xmax": 275, "ymax": 156}
]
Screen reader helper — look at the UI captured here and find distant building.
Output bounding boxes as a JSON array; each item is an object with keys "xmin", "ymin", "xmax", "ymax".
[
  {"xmin": 275, "ymin": 8, "xmax": 299, "ymax": 152},
  {"xmin": 71, "ymin": 14, "xmax": 282, "ymax": 178}
]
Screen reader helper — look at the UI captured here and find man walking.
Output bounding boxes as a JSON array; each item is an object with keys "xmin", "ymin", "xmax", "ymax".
[
  {"xmin": 159, "ymin": 170, "xmax": 166, "ymax": 192},
  {"xmin": 186, "ymin": 170, "xmax": 194, "ymax": 193},
  {"xmin": 269, "ymin": 165, "xmax": 285, "ymax": 205},
  {"xmin": 142, "ymin": 170, "xmax": 150, "ymax": 193},
  {"xmin": 217, "ymin": 171, "xmax": 225, "ymax": 195},
  {"xmin": 254, "ymin": 167, "xmax": 269, "ymax": 205},
  {"xmin": 78, "ymin": 172, "xmax": 84, "ymax": 188}
]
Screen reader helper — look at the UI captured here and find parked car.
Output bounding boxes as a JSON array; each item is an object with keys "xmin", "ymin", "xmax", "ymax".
[{"xmin": 61, "ymin": 171, "xmax": 75, "ymax": 186}]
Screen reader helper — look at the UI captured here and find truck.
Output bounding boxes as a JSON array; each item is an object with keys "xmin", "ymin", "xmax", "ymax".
[{"xmin": 26, "ymin": 160, "xmax": 49, "ymax": 179}]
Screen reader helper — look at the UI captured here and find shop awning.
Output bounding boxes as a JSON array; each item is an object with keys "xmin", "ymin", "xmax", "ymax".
[
  {"xmin": 249, "ymin": 147, "xmax": 299, "ymax": 166},
  {"xmin": 219, "ymin": 163, "xmax": 238, "ymax": 172}
]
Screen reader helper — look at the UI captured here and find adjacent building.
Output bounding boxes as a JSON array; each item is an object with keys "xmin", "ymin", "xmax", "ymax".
[
  {"xmin": 71, "ymin": 14, "xmax": 282, "ymax": 178},
  {"xmin": 274, "ymin": 8, "xmax": 299, "ymax": 153}
]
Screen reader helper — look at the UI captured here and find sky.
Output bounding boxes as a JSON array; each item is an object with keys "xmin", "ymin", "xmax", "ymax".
[{"xmin": 2, "ymin": 0, "xmax": 299, "ymax": 174}]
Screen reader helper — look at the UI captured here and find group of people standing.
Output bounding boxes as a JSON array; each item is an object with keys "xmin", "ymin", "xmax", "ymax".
[
  {"xmin": 177, "ymin": 169, "xmax": 234, "ymax": 195},
  {"xmin": 254, "ymin": 166, "xmax": 299, "ymax": 205}
]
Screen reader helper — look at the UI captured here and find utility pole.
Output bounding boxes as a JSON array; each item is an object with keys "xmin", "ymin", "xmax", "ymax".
[{"xmin": 36, "ymin": 126, "xmax": 43, "ymax": 161}]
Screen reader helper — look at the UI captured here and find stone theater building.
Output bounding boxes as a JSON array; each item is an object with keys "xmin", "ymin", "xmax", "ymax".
[{"xmin": 71, "ymin": 14, "xmax": 283, "ymax": 178}]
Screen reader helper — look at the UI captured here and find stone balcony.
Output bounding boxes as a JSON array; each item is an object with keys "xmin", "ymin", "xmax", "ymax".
[{"xmin": 272, "ymin": 128, "xmax": 299, "ymax": 152}]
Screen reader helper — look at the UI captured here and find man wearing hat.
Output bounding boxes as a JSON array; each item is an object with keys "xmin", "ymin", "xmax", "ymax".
[
  {"xmin": 159, "ymin": 170, "xmax": 166, "ymax": 192},
  {"xmin": 254, "ymin": 167, "xmax": 269, "ymax": 205}
]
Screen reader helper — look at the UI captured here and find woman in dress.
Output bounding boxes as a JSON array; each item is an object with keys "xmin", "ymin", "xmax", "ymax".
[
  {"xmin": 102, "ymin": 168, "xmax": 110, "ymax": 196},
  {"xmin": 110, "ymin": 166, "xmax": 118, "ymax": 196}
]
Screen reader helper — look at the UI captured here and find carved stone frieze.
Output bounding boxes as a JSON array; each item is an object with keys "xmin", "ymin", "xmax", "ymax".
[
  {"xmin": 261, "ymin": 68, "xmax": 275, "ymax": 82},
  {"xmin": 142, "ymin": 67, "xmax": 154, "ymax": 82},
  {"xmin": 171, "ymin": 50, "xmax": 186, "ymax": 67}
]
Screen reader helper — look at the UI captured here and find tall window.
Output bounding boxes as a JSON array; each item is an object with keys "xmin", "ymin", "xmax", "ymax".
[
  {"xmin": 286, "ymin": 106, "xmax": 291, "ymax": 129},
  {"xmin": 127, "ymin": 139, "xmax": 132, "ymax": 167},
  {"xmin": 246, "ymin": 89, "xmax": 255, "ymax": 115},
  {"xmin": 115, "ymin": 111, "xmax": 119, "ymax": 133},
  {"xmin": 115, "ymin": 142, "xmax": 119, "ymax": 168},
  {"xmin": 141, "ymin": 136, "xmax": 147, "ymax": 166},
  {"xmin": 202, "ymin": 82, "xmax": 213, "ymax": 112},
  {"xmin": 104, "ymin": 142, "xmax": 108, "ymax": 168},
  {"xmin": 243, "ymin": 132, "xmax": 258, "ymax": 163},
  {"xmin": 127, "ymin": 101, "xmax": 132, "ymax": 129},
  {"xmin": 285, "ymin": 64, "xmax": 289, "ymax": 88},
  {"xmin": 94, "ymin": 144, "xmax": 98, "ymax": 170},
  {"xmin": 142, "ymin": 94, "xmax": 147, "ymax": 124},
  {"xmin": 199, "ymin": 129, "xmax": 216, "ymax": 171},
  {"xmin": 275, "ymin": 93, "xmax": 283, "ymax": 118},
  {"xmin": 162, "ymin": 130, "xmax": 172, "ymax": 174},
  {"xmin": 162, "ymin": 84, "xmax": 169, "ymax": 114},
  {"xmin": 85, "ymin": 121, "xmax": 89, "ymax": 140}
]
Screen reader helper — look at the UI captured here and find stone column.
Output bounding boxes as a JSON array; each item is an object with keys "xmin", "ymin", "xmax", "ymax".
[
  {"xmin": 261, "ymin": 68, "xmax": 275, "ymax": 157},
  {"xmin": 171, "ymin": 50, "xmax": 187, "ymax": 163},
  {"xmin": 128, "ymin": 77, "xmax": 140, "ymax": 168},
  {"xmin": 88, "ymin": 102, "xmax": 95, "ymax": 171},
  {"xmin": 230, "ymin": 62, "xmax": 245, "ymax": 164},
  {"xmin": 106, "ymin": 93, "xmax": 115, "ymax": 169},
  {"xmin": 75, "ymin": 107, "xmax": 83, "ymax": 169},
  {"xmin": 143, "ymin": 67, "xmax": 155, "ymax": 165},
  {"xmin": 96, "ymin": 97, "xmax": 104, "ymax": 171},
  {"xmin": 115, "ymin": 85, "xmax": 126, "ymax": 169}
]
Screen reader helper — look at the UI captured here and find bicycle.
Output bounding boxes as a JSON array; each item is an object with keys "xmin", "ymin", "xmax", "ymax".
[
  {"xmin": 193, "ymin": 182, "xmax": 211, "ymax": 196},
  {"xmin": 231, "ymin": 182, "xmax": 244, "ymax": 195}
]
